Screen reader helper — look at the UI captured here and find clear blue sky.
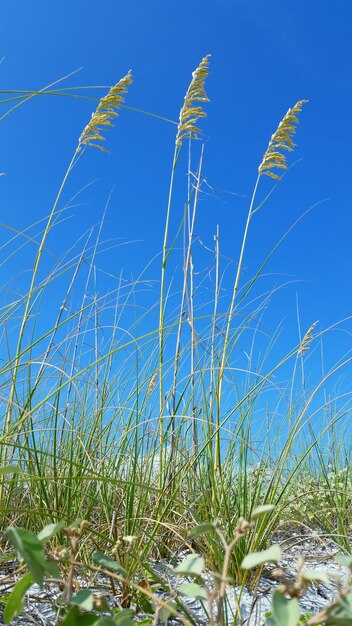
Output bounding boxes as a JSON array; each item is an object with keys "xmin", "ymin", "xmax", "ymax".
[{"xmin": 1, "ymin": 0, "xmax": 352, "ymax": 384}]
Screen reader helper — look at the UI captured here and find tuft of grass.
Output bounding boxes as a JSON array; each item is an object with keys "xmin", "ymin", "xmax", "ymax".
[{"xmin": 0, "ymin": 60, "xmax": 350, "ymax": 620}]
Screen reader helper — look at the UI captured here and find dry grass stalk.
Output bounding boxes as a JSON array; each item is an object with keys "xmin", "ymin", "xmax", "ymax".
[
  {"xmin": 298, "ymin": 320, "xmax": 318, "ymax": 357},
  {"xmin": 259, "ymin": 100, "xmax": 308, "ymax": 180},
  {"xmin": 78, "ymin": 70, "xmax": 132, "ymax": 151},
  {"xmin": 176, "ymin": 55, "xmax": 210, "ymax": 148}
]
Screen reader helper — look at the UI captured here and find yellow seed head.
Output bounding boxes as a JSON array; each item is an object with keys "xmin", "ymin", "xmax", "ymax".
[
  {"xmin": 259, "ymin": 100, "xmax": 308, "ymax": 180},
  {"xmin": 176, "ymin": 55, "xmax": 210, "ymax": 148},
  {"xmin": 78, "ymin": 70, "xmax": 132, "ymax": 152}
]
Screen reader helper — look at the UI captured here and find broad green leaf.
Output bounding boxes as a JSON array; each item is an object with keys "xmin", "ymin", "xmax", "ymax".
[
  {"xmin": 6, "ymin": 527, "xmax": 47, "ymax": 586},
  {"xmin": 0, "ymin": 465, "xmax": 21, "ymax": 476},
  {"xmin": 3, "ymin": 572, "xmax": 34, "ymax": 624},
  {"xmin": 159, "ymin": 603, "xmax": 177, "ymax": 623},
  {"xmin": 302, "ymin": 569, "xmax": 330, "ymax": 584},
  {"xmin": 178, "ymin": 582, "xmax": 207, "ymax": 600},
  {"xmin": 272, "ymin": 590, "xmax": 300, "ymax": 626},
  {"xmin": 61, "ymin": 606, "xmax": 99, "ymax": 626},
  {"xmin": 136, "ymin": 594, "xmax": 154, "ymax": 615},
  {"xmin": 173, "ymin": 554, "xmax": 204, "ymax": 576},
  {"xmin": 339, "ymin": 592, "xmax": 352, "ymax": 610},
  {"xmin": 189, "ymin": 523, "xmax": 215, "ymax": 538},
  {"xmin": 241, "ymin": 545, "xmax": 281, "ymax": 570},
  {"xmin": 93, "ymin": 552, "xmax": 127, "ymax": 577},
  {"xmin": 335, "ymin": 554, "xmax": 352, "ymax": 569},
  {"xmin": 325, "ymin": 592, "xmax": 352, "ymax": 624},
  {"xmin": 44, "ymin": 559, "xmax": 60, "ymax": 578},
  {"xmin": 94, "ymin": 617, "xmax": 120, "ymax": 626},
  {"xmin": 113, "ymin": 608, "xmax": 136, "ymax": 625},
  {"xmin": 71, "ymin": 589, "xmax": 94, "ymax": 611},
  {"xmin": 251, "ymin": 505, "xmax": 275, "ymax": 521},
  {"xmin": 69, "ymin": 519, "xmax": 83, "ymax": 531},
  {"xmin": 93, "ymin": 595, "xmax": 111, "ymax": 613},
  {"xmin": 37, "ymin": 520, "xmax": 65, "ymax": 544}
]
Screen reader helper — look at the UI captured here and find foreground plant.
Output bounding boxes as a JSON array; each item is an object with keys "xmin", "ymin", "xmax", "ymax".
[
  {"xmin": 4, "ymin": 505, "xmax": 352, "ymax": 625},
  {"xmin": 173, "ymin": 511, "xmax": 352, "ymax": 626},
  {"xmin": 3, "ymin": 517, "xmax": 190, "ymax": 625}
]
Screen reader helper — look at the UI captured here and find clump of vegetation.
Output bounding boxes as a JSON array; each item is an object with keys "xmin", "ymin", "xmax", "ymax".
[
  {"xmin": 0, "ymin": 56, "xmax": 351, "ymax": 624},
  {"xmin": 3, "ymin": 497, "xmax": 352, "ymax": 625}
]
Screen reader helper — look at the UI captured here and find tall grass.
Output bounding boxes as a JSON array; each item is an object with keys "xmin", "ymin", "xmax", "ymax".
[{"xmin": 0, "ymin": 58, "xmax": 351, "ymax": 593}]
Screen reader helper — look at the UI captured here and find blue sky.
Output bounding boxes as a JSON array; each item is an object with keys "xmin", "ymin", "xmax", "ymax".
[{"xmin": 1, "ymin": 0, "xmax": 352, "ymax": 388}]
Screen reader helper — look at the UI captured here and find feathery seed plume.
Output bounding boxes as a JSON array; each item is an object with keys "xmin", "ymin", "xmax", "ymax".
[
  {"xmin": 298, "ymin": 320, "xmax": 318, "ymax": 357},
  {"xmin": 259, "ymin": 100, "xmax": 308, "ymax": 180},
  {"xmin": 176, "ymin": 55, "xmax": 210, "ymax": 148},
  {"xmin": 78, "ymin": 71, "xmax": 132, "ymax": 152},
  {"xmin": 147, "ymin": 370, "xmax": 158, "ymax": 396}
]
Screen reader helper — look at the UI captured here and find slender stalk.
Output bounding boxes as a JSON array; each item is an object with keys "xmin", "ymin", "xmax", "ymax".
[
  {"xmin": 6, "ymin": 150, "xmax": 80, "ymax": 441},
  {"xmin": 214, "ymin": 174, "xmax": 260, "ymax": 471},
  {"xmin": 170, "ymin": 146, "xmax": 204, "ymax": 455},
  {"xmin": 158, "ymin": 143, "xmax": 180, "ymax": 489},
  {"xmin": 186, "ymin": 152, "xmax": 204, "ymax": 454},
  {"xmin": 171, "ymin": 142, "xmax": 193, "ymax": 419},
  {"xmin": 209, "ymin": 224, "xmax": 220, "ymax": 443}
]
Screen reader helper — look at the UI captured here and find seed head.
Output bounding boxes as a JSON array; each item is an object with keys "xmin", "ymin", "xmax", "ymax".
[
  {"xmin": 147, "ymin": 370, "xmax": 158, "ymax": 396},
  {"xmin": 298, "ymin": 320, "xmax": 318, "ymax": 357},
  {"xmin": 176, "ymin": 55, "xmax": 210, "ymax": 148},
  {"xmin": 259, "ymin": 100, "xmax": 308, "ymax": 180},
  {"xmin": 78, "ymin": 71, "xmax": 132, "ymax": 152}
]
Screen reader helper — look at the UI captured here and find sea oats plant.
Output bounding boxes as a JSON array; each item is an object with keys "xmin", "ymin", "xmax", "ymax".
[
  {"xmin": 3, "ymin": 70, "xmax": 132, "ymax": 449},
  {"xmin": 158, "ymin": 55, "xmax": 210, "ymax": 488},
  {"xmin": 212, "ymin": 99, "xmax": 308, "ymax": 472},
  {"xmin": 0, "ymin": 59, "xmax": 351, "ymax": 626}
]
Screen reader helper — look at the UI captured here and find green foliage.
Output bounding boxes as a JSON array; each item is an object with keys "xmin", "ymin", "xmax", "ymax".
[
  {"xmin": 3, "ymin": 572, "xmax": 34, "ymax": 624},
  {"xmin": 325, "ymin": 592, "xmax": 352, "ymax": 624},
  {"xmin": 70, "ymin": 590, "xmax": 95, "ymax": 611},
  {"xmin": 37, "ymin": 520, "xmax": 66, "ymax": 544},
  {"xmin": 336, "ymin": 555, "xmax": 352, "ymax": 569},
  {"xmin": 264, "ymin": 608, "xmax": 320, "ymax": 625},
  {"xmin": 173, "ymin": 553, "xmax": 205, "ymax": 577},
  {"xmin": 0, "ymin": 465, "xmax": 21, "ymax": 477},
  {"xmin": 5, "ymin": 527, "xmax": 60, "ymax": 586},
  {"xmin": 241, "ymin": 545, "xmax": 282, "ymax": 569},
  {"xmin": 188, "ymin": 522, "xmax": 217, "ymax": 538},
  {"xmin": 3, "ymin": 517, "xmax": 352, "ymax": 626},
  {"xmin": 266, "ymin": 591, "xmax": 300, "ymax": 626},
  {"xmin": 178, "ymin": 582, "xmax": 207, "ymax": 600},
  {"xmin": 250, "ymin": 504, "xmax": 276, "ymax": 520},
  {"xmin": 93, "ymin": 552, "xmax": 128, "ymax": 577}
]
